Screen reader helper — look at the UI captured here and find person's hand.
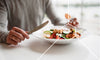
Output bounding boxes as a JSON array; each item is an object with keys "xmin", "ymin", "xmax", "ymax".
[{"xmin": 6, "ymin": 27, "xmax": 29, "ymax": 45}]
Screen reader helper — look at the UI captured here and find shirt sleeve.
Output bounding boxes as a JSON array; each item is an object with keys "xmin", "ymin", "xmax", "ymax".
[
  {"xmin": 46, "ymin": 0, "xmax": 63, "ymax": 25},
  {"xmin": 0, "ymin": 0, "xmax": 9, "ymax": 43}
]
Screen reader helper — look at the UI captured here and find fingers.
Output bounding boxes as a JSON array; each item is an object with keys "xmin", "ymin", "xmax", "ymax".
[
  {"xmin": 12, "ymin": 27, "xmax": 29, "ymax": 39},
  {"xmin": 6, "ymin": 37, "xmax": 17, "ymax": 45},
  {"xmin": 10, "ymin": 30, "xmax": 25, "ymax": 40},
  {"xmin": 9, "ymin": 35, "xmax": 21, "ymax": 42}
]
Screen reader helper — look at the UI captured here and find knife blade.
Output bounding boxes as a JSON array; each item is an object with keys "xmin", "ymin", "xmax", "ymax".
[{"xmin": 28, "ymin": 21, "xmax": 49, "ymax": 34}]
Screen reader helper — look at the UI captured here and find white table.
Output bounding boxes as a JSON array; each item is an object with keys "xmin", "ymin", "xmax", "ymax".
[{"xmin": 0, "ymin": 28, "xmax": 100, "ymax": 60}]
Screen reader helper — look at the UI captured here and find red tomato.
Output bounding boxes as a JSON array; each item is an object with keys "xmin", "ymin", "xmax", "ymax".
[
  {"xmin": 50, "ymin": 33, "xmax": 56, "ymax": 39},
  {"xmin": 52, "ymin": 33, "xmax": 56, "ymax": 38},
  {"xmin": 49, "ymin": 35, "xmax": 53, "ymax": 39},
  {"xmin": 56, "ymin": 35, "xmax": 60, "ymax": 39},
  {"xmin": 60, "ymin": 38, "xmax": 64, "ymax": 39}
]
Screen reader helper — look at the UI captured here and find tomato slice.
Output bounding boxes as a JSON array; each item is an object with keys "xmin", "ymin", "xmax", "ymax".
[
  {"xmin": 56, "ymin": 35, "xmax": 60, "ymax": 39},
  {"xmin": 60, "ymin": 38, "xmax": 64, "ymax": 39}
]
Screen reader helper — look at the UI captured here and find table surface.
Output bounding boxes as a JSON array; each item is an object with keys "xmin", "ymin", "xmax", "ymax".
[{"xmin": 0, "ymin": 26, "xmax": 100, "ymax": 60}]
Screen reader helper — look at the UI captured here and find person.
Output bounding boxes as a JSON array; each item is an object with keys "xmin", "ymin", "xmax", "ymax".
[
  {"xmin": 0, "ymin": 0, "xmax": 63, "ymax": 45},
  {"xmin": 0, "ymin": 0, "xmax": 78, "ymax": 45}
]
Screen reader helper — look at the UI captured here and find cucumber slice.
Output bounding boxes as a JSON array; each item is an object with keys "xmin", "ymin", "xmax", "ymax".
[{"xmin": 44, "ymin": 31, "xmax": 51, "ymax": 35}]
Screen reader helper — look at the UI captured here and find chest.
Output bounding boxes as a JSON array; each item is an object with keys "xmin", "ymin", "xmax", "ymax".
[{"xmin": 6, "ymin": 0, "xmax": 45, "ymax": 21}]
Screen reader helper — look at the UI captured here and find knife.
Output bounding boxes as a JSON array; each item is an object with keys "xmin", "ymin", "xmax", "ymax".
[{"xmin": 28, "ymin": 21, "xmax": 49, "ymax": 34}]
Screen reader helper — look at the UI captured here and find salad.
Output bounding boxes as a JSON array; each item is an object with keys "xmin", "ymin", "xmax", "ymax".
[{"xmin": 43, "ymin": 28, "xmax": 81, "ymax": 39}]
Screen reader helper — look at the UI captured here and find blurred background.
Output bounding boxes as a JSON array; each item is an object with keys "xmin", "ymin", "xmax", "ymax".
[{"xmin": 45, "ymin": 0, "xmax": 100, "ymax": 36}]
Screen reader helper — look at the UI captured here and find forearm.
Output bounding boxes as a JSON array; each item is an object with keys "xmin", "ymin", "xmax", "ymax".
[
  {"xmin": 0, "ymin": 0, "xmax": 9, "ymax": 43},
  {"xmin": 0, "ymin": 21, "xmax": 8, "ymax": 43},
  {"xmin": 0, "ymin": 30, "xmax": 9, "ymax": 43},
  {"xmin": 0, "ymin": 24, "xmax": 9, "ymax": 43},
  {"xmin": 0, "ymin": 13, "xmax": 8, "ymax": 43}
]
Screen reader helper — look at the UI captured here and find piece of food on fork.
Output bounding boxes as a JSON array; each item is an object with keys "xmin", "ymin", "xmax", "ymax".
[{"xmin": 65, "ymin": 13, "xmax": 79, "ymax": 28}]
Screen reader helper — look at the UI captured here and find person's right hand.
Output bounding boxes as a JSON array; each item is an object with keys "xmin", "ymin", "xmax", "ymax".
[{"xmin": 6, "ymin": 27, "xmax": 29, "ymax": 45}]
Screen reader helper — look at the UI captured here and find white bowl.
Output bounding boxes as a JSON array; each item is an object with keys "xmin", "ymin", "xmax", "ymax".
[{"xmin": 42, "ymin": 26, "xmax": 87, "ymax": 44}]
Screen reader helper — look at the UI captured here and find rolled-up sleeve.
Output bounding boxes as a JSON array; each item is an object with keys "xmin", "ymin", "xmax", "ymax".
[
  {"xmin": 46, "ymin": 0, "xmax": 62, "ymax": 25},
  {"xmin": 0, "ymin": 0, "xmax": 9, "ymax": 43}
]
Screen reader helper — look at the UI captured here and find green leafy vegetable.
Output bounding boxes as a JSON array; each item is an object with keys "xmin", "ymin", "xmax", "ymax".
[{"xmin": 50, "ymin": 29, "xmax": 54, "ymax": 31}]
